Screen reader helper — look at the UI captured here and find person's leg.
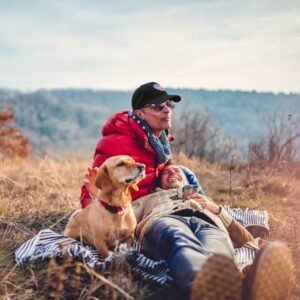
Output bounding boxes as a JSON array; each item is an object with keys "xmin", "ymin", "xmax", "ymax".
[
  {"xmin": 141, "ymin": 215, "xmax": 236, "ymax": 296},
  {"xmin": 188, "ymin": 216, "xmax": 235, "ymax": 257}
]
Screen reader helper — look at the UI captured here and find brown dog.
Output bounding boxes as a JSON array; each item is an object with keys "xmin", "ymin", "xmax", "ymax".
[{"xmin": 64, "ymin": 155, "xmax": 145, "ymax": 258}]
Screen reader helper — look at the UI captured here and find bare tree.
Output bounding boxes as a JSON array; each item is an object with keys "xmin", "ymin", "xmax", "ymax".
[
  {"xmin": 248, "ymin": 112, "xmax": 300, "ymax": 166},
  {"xmin": 171, "ymin": 107, "xmax": 237, "ymax": 163}
]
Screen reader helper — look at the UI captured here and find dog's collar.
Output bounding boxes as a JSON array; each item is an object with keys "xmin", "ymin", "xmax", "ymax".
[{"xmin": 99, "ymin": 200, "xmax": 125, "ymax": 215}]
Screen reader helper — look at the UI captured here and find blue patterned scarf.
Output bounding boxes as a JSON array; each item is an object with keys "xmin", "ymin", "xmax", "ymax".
[{"xmin": 128, "ymin": 111, "xmax": 171, "ymax": 166}]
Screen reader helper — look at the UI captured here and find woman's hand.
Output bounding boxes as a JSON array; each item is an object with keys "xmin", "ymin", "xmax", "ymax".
[
  {"xmin": 188, "ymin": 193, "xmax": 221, "ymax": 215},
  {"xmin": 84, "ymin": 167, "xmax": 99, "ymax": 197}
]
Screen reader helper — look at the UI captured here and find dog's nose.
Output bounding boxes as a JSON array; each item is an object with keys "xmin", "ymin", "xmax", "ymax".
[{"xmin": 137, "ymin": 164, "xmax": 145, "ymax": 171}]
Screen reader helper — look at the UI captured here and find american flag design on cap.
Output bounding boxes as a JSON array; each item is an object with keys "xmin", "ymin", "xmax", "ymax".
[{"xmin": 153, "ymin": 83, "xmax": 165, "ymax": 91}]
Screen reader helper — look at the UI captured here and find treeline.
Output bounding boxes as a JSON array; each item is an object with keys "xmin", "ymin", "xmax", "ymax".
[
  {"xmin": 0, "ymin": 90, "xmax": 110, "ymax": 153},
  {"xmin": 0, "ymin": 88, "xmax": 299, "ymax": 158}
]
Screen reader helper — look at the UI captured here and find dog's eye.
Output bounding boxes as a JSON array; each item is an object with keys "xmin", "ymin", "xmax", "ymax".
[{"xmin": 116, "ymin": 161, "xmax": 125, "ymax": 167}]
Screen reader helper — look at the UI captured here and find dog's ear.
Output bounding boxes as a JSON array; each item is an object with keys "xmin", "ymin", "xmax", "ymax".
[{"xmin": 95, "ymin": 165, "xmax": 112, "ymax": 191}]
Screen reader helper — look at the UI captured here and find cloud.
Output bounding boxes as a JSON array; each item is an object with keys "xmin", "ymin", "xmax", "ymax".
[{"xmin": 0, "ymin": 0, "xmax": 299, "ymax": 92}]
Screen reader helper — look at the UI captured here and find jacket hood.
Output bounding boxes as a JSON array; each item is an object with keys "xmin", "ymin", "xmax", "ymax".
[
  {"xmin": 102, "ymin": 110, "xmax": 174, "ymax": 149},
  {"xmin": 102, "ymin": 110, "xmax": 144, "ymax": 139}
]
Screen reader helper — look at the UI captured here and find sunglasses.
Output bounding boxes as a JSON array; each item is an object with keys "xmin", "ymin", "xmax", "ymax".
[{"xmin": 144, "ymin": 100, "xmax": 175, "ymax": 112}]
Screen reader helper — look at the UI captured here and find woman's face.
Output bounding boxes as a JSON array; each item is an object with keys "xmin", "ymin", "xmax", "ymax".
[{"xmin": 160, "ymin": 165, "xmax": 188, "ymax": 190}]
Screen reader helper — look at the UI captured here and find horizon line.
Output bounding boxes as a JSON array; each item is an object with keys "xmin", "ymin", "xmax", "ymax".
[{"xmin": 1, "ymin": 86, "xmax": 299, "ymax": 96}]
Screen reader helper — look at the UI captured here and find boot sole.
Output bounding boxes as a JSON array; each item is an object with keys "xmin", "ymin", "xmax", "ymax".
[
  {"xmin": 191, "ymin": 254, "xmax": 242, "ymax": 300},
  {"xmin": 248, "ymin": 241, "xmax": 294, "ymax": 300}
]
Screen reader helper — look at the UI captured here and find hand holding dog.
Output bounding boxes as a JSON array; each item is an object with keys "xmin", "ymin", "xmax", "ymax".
[{"xmin": 84, "ymin": 167, "xmax": 99, "ymax": 197}]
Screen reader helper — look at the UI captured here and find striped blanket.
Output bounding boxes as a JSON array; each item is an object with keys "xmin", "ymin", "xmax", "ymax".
[{"xmin": 15, "ymin": 207, "xmax": 269, "ymax": 288}]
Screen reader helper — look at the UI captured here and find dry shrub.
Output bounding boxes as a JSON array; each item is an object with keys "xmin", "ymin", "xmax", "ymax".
[
  {"xmin": 0, "ymin": 155, "xmax": 87, "ymax": 226},
  {"xmin": 172, "ymin": 107, "xmax": 237, "ymax": 163},
  {"xmin": 262, "ymin": 178, "xmax": 292, "ymax": 195},
  {"xmin": 249, "ymin": 112, "xmax": 300, "ymax": 167},
  {"xmin": 0, "ymin": 106, "xmax": 30, "ymax": 158},
  {"xmin": 173, "ymin": 152, "xmax": 223, "ymax": 178}
]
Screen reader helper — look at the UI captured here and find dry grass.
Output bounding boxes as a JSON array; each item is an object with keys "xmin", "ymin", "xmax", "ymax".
[{"xmin": 0, "ymin": 154, "xmax": 299, "ymax": 299}]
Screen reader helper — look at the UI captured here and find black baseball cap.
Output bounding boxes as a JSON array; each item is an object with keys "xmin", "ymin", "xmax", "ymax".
[{"xmin": 132, "ymin": 82, "xmax": 181, "ymax": 110}]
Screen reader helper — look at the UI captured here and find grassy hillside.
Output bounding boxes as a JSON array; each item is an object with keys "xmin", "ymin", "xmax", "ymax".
[
  {"xmin": 1, "ymin": 88, "xmax": 299, "ymax": 155},
  {"xmin": 0, "ymin": 154, "xmax": 299, "ymax": 299}
]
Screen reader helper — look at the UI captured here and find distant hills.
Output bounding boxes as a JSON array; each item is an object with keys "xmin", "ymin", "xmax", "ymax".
[{"xmin": 0, "ymin": 88, "xmax": 299, "ymax": 157}]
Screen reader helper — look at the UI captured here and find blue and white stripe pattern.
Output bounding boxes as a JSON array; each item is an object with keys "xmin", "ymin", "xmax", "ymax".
[
  {"xmin": 15, "ymin": 208, "xmax": 267, "ymax": 288},
  {"xmin": 234, "ymin": 245, "xmax": 257, "ymax": 270},
  {"xmin": 15, "ymin": 229, "xmax": 106, "ymax": 269},
  {"xmin": 132, "ymin": 254, "xmax": 174, "ymax": 287},
  {"xmin": 132, "ymin": 246, "xmax": 257, "ymax": 287},
  {"xmin": 15, "ymin": 229, "xmax": 257, "ymax": 288},
  {"xmin": 224, "ymin": 206, "xmax": 269, "ymax": 230}
]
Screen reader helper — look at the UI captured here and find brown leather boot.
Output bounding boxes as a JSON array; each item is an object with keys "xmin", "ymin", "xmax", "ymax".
[
  {"xmin": 190, "ymin": 254, "xmax": 242, "ymax": 300},
  {"xmin": 242, "ymin": 241, "xmax": 294, "ymax": 300}
]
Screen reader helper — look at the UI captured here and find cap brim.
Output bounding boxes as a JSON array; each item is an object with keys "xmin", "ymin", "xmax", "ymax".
[{"xmin": 150, "ymin": 94, "xmax": 181, "ymax": 105}]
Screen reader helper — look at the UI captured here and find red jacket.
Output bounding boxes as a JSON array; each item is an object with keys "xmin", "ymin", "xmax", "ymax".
[{"xmin": 81, "ymin": 110, "xmax": 168, "ymax": 208}]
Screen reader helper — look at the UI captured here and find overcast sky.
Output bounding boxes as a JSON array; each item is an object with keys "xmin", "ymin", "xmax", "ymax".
[{"xmin": 0, "ymin": 0, "xmax": 299, "ymax": 92}]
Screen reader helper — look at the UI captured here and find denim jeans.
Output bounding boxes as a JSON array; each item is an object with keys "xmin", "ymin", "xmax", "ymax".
[{"xmin": 141, "ymin": 214, "xmax": 235, "ymax": 296}]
